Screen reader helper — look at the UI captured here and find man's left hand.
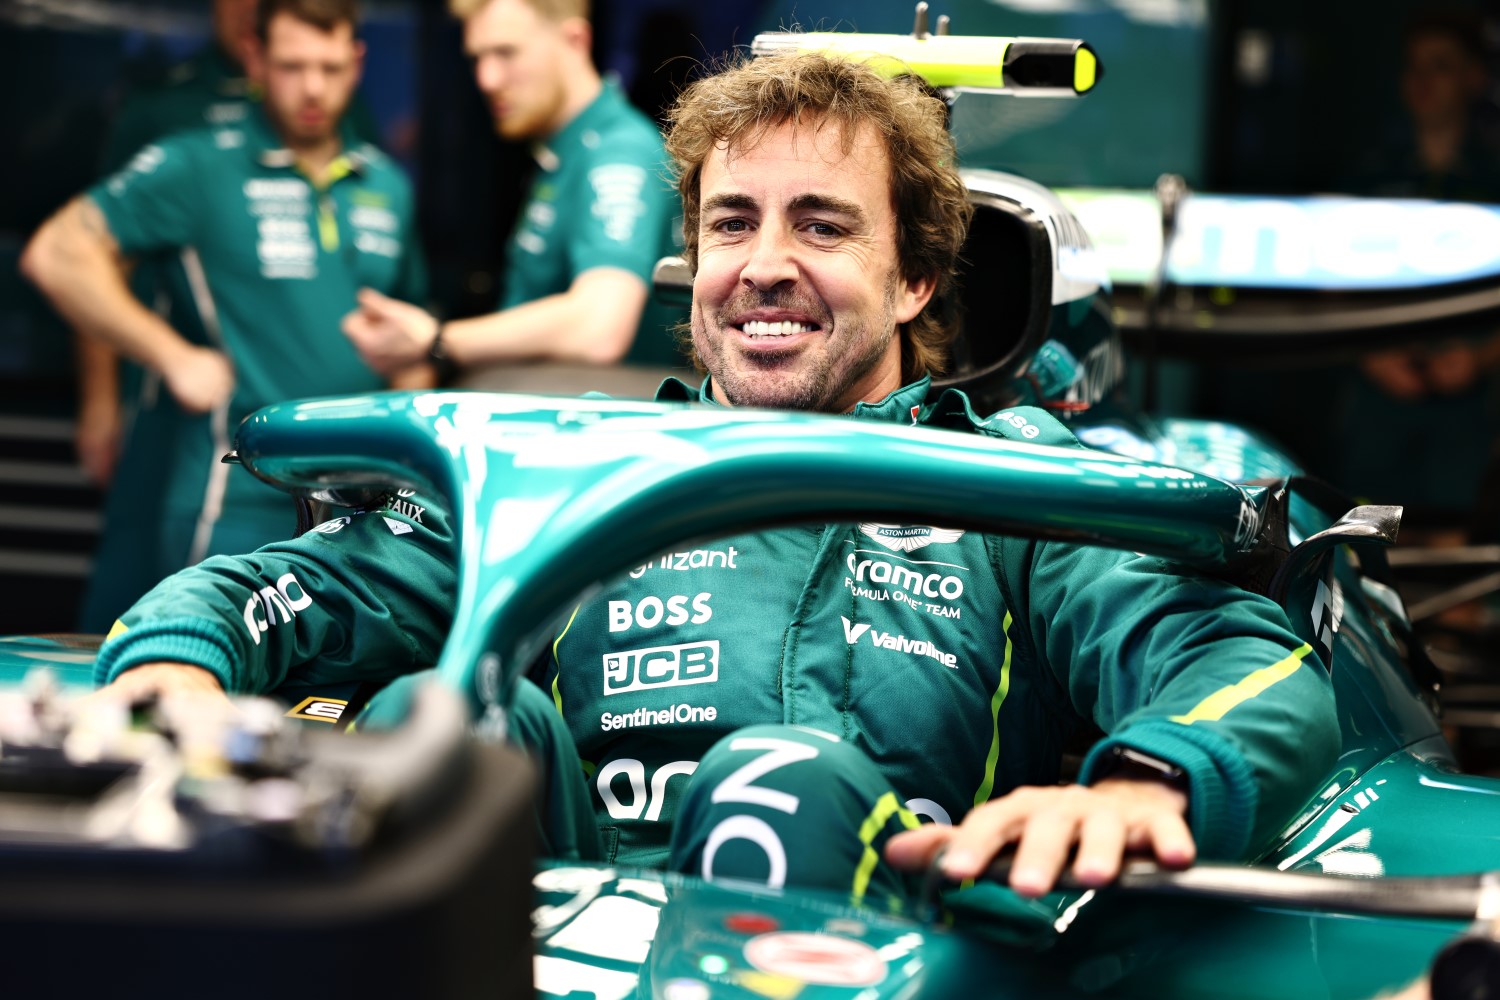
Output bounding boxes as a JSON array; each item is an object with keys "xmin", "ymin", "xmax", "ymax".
[
  {"xmin": 342, "ymin": 288, "xmax": 440, "ymax": 376},
  {"xmin": 884, "ymin": 778, "xmax": 1194, "ymax": 897}
]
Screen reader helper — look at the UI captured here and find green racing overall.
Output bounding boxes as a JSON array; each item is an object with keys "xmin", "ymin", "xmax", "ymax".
[{"xmin": 94, "ymin": 378, "xmax": 1338, "ymax": 907}]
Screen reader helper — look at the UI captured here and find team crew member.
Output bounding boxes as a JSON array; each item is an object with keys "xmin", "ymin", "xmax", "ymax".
[
  {"xmin": 90, "ymin": 53, "xmax": 1338, "ymax": 906},
  {"xmin": 341, "ymin": 0, "xmax": 684, "ymax": 378},
  {"xmin": 73, "ymin": 0, "xmax": 261, "ymax": 630},
  {"xmin": 23, "ymin": 0, "xmax": 427, "ymax": 575}
]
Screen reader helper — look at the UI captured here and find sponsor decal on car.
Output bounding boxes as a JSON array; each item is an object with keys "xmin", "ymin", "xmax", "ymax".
[
  {"xmin": 743, "ymin": 932, "xmax": 887, "ymax": 987},
  {"xmin": 603, "ymin": 640, "xmax": 720, "ymax": 696},
  {"xmin": 842, "ymin": 616, "xmax": 958, "ymax": 668}
]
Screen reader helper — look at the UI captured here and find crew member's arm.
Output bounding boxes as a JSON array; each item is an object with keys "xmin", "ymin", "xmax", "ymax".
[
  {"xmin": 72, "ymin": 332, "xmax": 124, "ymax": 484},
  {"xmin": 65, "ymin": 93, "xmax": 171, "ymax": 484},
  {"xmin": 375, "ymin": 197, "xmax": 439, "ymax": 389},
  {"xmin": 93, "ymin": 494, "xmax": 455, "ymax": 701},
  {"xmin": 344, "ymin": 145, "xmax": 674, "ymax": 374},
  {"xmin": 20, "ymin": 145, "xmax": 232, "ymax": 414},
  {"xmin": 344, "ymin": 266, "xmax": 648, "ymax": 374}
]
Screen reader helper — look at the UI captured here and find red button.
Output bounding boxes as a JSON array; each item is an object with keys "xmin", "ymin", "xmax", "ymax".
[{"xmin": 724, "ymin": 913, "xmax": 780, "ymax": 934}]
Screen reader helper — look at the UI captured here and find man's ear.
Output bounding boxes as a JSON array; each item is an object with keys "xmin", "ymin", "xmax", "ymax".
[
  {"xmin": 242, "ymin": 37, "xmax": 267, "ymax": 86},
  {"xmin": 894, "ymin": 272, "xmax": 938, "ymax": 325},
  {"xmin": 352, "ymin": 39, "xmax": 367, "ymax": 85},
  {"xmin": 559, "ymin": 16, "xmax": 592, "ymax": 56}
]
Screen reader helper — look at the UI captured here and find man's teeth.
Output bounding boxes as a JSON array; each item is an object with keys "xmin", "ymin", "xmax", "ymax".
[{"xmin": 741, "ymin": 320, "xmax": 815, "ymax": 337}]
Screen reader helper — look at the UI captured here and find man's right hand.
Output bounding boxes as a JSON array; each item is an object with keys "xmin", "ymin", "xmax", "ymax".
[
  {"xmin": 161, "ymin": 345, "xmax": 235, "ymax": 413},
  {"xmin": 94, "ymin": 663, "xmax": 230, "ymax": 705},
  {"xmin": 341, "ymin": 288, "xmax": 440, "ymax": 376},
  {"xmin": 74, "ymin": 395, "xmax": 122, "ymax": 486}
]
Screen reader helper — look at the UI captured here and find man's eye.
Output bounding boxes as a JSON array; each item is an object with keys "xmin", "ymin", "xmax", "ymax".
[
  {"xmin": 715, "ymin": 219, "xmax": 749, "ymax": 233},
  {"xmin": 805, "ymin": 222, "xmax": 842, "ymax": 237}
]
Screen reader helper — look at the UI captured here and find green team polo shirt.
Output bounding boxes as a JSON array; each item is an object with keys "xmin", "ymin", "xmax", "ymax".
[
  {"xmin": 504, "ymin": 82, "xmax": 686, "ymax": 367},
  {"xmin": 88, "ymin": 107, "xmax": 426, "ymax": 561}
]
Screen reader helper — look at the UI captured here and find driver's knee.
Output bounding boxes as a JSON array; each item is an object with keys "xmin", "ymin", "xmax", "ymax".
[{"xmin": 669, "ymin": 724, "xmax": 920, "ymax": 904}]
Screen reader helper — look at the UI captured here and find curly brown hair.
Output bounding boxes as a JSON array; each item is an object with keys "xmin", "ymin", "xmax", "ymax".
[{"xmin": 664, "ymin": 51, "xmax": 972, "ymax": 380}]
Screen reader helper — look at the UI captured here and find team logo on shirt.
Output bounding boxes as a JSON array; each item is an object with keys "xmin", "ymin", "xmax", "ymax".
[
  {"xmin": 628, "ymin": 546, "xmax": 739, "ymax": 579},
  {"xmin": 285, "ymin": 697, "xmax": 348, "ymax": 723},
  {"xmin": 603, "ymin": 640, "xmax": 719, "ymax": 696},
  {"xmin": 607, "ymin": 593, "xmax": 713, "ymax": 632},
  {"xmin": 588, "ymin": 163, "xmax": 648, "ymax": 242},
  {"xmin": 841, "ymin": 616, "xmax": 958, "ymax": 669},
  {"xmin": 858, "ymin": 523, "xmax": 964, "ymax": 553},
  {"xmin": 243, "ymin": 572, "xmax": 315, "ymax": 646}
]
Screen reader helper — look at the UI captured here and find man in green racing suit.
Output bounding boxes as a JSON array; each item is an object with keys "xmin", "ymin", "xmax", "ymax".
[{"xmin": 92, "ymin": 52, "xmax": 1340, "ymax": 908}]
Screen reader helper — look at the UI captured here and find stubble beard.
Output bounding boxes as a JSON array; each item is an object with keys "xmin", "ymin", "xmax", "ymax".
[
  {"xmin": 693, "ymin": 276, "xmax": 900, "ymax": 412},
  {"xmin": 266, "ymin": 94, "xmax": 346, "ymax": 153},
  {"xmin": 496, "ymin": 78, "xmax": 566, "ymax": 140}
]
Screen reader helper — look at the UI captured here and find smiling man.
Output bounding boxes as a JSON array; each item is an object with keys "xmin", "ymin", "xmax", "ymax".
[
  {"xmin": 340, "ymin": 0, "xmax": 683, "ymax": 379},
  {"xmin": 89, "ymin": 52, "xmax": 1338, "ymax": 910},
  {"xmin": 22, "ymin": 0, "xmax": 426, "ymax": 575}
]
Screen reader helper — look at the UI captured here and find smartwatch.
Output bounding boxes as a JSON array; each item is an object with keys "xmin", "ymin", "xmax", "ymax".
[
  {"xmin": 1097, "ymin": 745, "xmax": 1189, "ymax": 795},
  {"xmin": 427, "ymin": 324, "xmax": 459, "ymax": 384}
]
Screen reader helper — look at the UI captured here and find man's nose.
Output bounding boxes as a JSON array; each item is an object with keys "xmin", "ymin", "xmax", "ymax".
[{"xmin": 739, "ymin": 227, "xmax": 798, "ymax": 290}]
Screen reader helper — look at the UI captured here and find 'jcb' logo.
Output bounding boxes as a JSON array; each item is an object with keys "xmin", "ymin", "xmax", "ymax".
[
  {"xmin": 243, "ymin": 573, "xmax": 315, "ymax": 646},
  {"xmin": 603, "ymin": 640, "xmax": 719, "ymax": 696},
  {"xmin": 286, "ymin": 697, "xmax": 348, "ymax": 723}
]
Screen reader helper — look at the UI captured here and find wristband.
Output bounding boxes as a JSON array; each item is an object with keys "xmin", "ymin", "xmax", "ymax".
[
  {"xmin": 427, "ymin": 323, "xmax": 459, "ymax": 384},
  {"xmin": 1097, "ymin": 745, "xmax": 1189, "ymax": 794}
]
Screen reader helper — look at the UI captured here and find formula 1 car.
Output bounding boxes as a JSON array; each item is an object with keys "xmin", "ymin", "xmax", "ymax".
[{"xmin": 7, "ymin": 12, "xmax": 1500, "ymax": 1000}]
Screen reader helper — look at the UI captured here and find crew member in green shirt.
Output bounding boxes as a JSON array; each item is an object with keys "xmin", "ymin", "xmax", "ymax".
[
  {"xmin": 22, "ymin": 0, "xmax": 428, "ymax": 578},
  {"xmin": 72, "ymin": 0, "xmax": 260, "ymax": 632},
  {"xmin": 340, "ymin": 0, "xmax": 684, "ymax": 379}
]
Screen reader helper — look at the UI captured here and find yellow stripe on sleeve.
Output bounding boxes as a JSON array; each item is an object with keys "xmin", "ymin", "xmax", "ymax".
[
  {"xmin": 851, "ymin": 791, "xmax": 921, "ymax": 903},
  {"xmin": 1170, "ymin": 643, "xmax": 1314, "ymax": 725}
]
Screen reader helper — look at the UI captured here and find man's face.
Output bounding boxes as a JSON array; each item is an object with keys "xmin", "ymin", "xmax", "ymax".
[
  {"xmin": 691, "ymin": 120, "xmax": 935, "ymax": 412},
  {"xmin": 258, "ymin": 13, "xmax": 363, "ymax": 149},
  {"xmin": 465, "ymin": 0, "xmax": 571, "ymax": 140},
  {"xmin": 213, "ymin": 0, "xmax": 259, "ymax": 68},
  {"xmin": 1403, "ymin": 33, "xmax": 1484, "ymax": 127}
]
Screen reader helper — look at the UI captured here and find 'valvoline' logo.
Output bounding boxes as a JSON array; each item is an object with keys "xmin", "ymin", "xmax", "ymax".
[{"xmin": 841, "ymin": 616, "xmax": 958, "ymax": 669}]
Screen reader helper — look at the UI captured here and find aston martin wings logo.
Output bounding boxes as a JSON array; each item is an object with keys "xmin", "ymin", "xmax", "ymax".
[{"xmin": 858, "ymin": 523, "xmax": 965, "ymax": 553}]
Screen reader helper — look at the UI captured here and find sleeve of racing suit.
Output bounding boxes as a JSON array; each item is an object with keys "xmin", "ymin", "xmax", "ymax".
[
  {"xmin": 93, "ymin": 495, "xmax": 454, "ymax": 694},
  {"xmin": 1015, "ymin": 541, "xmax": 1339, "ymax": 861}
]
